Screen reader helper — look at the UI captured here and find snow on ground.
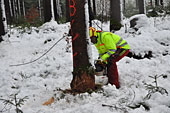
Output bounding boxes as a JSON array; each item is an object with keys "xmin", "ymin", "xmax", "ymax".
[{"xmin": 0, "ymin": 15, "xmax": 170, "ymax": 113}]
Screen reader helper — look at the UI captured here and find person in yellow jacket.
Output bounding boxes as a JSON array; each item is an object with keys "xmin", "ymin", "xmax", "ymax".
[{"xmin": 89, "ymin": 27, "xmax": 130, "ymax": 88}]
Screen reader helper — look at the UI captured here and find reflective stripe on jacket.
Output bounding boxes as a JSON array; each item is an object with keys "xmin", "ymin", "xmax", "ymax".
[{"xmin": 95, "ymin": 32, "xmax": 130, "ymax": 61}]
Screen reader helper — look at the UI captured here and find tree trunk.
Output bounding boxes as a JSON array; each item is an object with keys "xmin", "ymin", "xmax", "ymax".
[
  {"xmin": 38, "ymin": 0, "xmax": 42, "ymax": 20},
  {"xmin": 160, "ymin": 0, "xmax": 163, "ymax": 6},
  {"xmin": 43, "ymin": 0, "xmax": 52, "ymax": 22},
  {"xmin": 56, "ymin": 0, "xmax": 62, "ymax": 18},
  {"xmin": 139, "ymin": 0, "xmax": 145, "ymax": 14},
  {"xmin": 110, "ymin": 0, "xmax": 122, "ymax": 31},
  {"xmin": 4, "ymin": 0, "xmax": 12, "ymax": 24},
  {"xmin": 123, "ymin": 0, "xmax": 125, "ymax": 13},
  {"xmin": 92, "ymin": 0, "xmax": 96, "ymax": 17},
  {"xmin": 11, "ymin": 0, "xmax": 15, "ymax": 18},
  {"xmin": 65, "ymin": 0, "xmax": 70, "ymax": 22},
  {"xmin": 19, "ymin": 0, "xmax": 23, "ymax": 16},
  {"xmin": 15, "ymin": 0, "xmax": 19, "ymax": 18},
  {"xmin": 149, "ymin": 0, "xmax": 153, "ymax": 6},
  {"xmin": 0, "ymin": 0, "xmax": 5, "ymax": 42},
  {"xmin": 17, "ymin": 0, "xmax": 21, "ymax": 16},
  {"xmin": 50, "ymin": 0, "xmax": 54, "ymax": 20},
  {"xmin": 69, "ymin": 0, "xmax": 95, "ymax": 93},
  {"xmin": 88, "ymin": 0, "xmax": 93, "ymax": 26},
  {"xmin": 22, "ymin": 0, "xmax": 25, "ymax": 17},
  {"xmin": 155, "ymin": 0, "xmax": 159, "ymax": 6},
  {"xmin": 1, "ymin": 0, "xmax": 7, "ymax": 32},
  {"xmin": 53, "ymin": 0, "xmax": 59, "ymax": 21},
  {"xmin": 136, "ymin": 0, "xmax": 139, "ymax": 8},
  {"xmin": 8, "ymin": 0, "xmax": 13, "ymax": 17},
  {"xmin": 11, "ymin": 0, "xmax": 16, "ymax": 18}
]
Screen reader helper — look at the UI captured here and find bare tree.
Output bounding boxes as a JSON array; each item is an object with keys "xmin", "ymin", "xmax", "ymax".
[
  {"xmin": 110, "ymin": 0, "xmax": 122, "ymax": 31},
  {"xmin": 69, "ymin": 0, "xmax": 95, "ymax": 92}
]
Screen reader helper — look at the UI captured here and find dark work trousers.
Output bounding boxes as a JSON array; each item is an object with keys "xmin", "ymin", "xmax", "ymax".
[{"xmin": 107, "ymin": 49, "xmax": 130, "ymax": 88}]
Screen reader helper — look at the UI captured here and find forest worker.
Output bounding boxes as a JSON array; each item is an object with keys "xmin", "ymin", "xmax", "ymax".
[{"xmin": 89, "ymin": 27, "xmax": 130, "ymax": 89}]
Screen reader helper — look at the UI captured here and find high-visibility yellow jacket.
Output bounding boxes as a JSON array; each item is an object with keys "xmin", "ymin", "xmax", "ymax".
[{"xmin": 95, "ymin": 32, "xmax": 130, "ymax": 62}]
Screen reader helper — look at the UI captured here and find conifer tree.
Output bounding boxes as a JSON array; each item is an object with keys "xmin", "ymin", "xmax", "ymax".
[{"xmin": 69, "ymin": 0, "xmax": 95, "ymax": 92}]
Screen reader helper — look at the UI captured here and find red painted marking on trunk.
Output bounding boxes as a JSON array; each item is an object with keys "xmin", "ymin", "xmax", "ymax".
[
  {"xmin": 73, "ymin": 52, "xmax": 77, "ymax": 57},
  {"xmin": 69, "ymin": 0, "xmax": 76, "ymax": 17},
  {"xmin": 73, "ymin": 33, "xmax": 79, "ymax": 41}
]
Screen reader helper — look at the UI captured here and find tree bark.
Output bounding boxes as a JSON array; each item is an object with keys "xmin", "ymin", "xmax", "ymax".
[
  {"xmin": 10, "ymin": 0, "xmax": 15, "ymax": 18},
  {"xmin": 43, "ymin": 0, "xmax": 52, "ymax": 22},
  {"xmin": 4, "ymin": 0, "xmax": 12, "ymax": 24},
  {"xmin": 65, "ymin": 0, "xmax": 70, "ymax": 22},
  {"xmin": 123, "ymin": 0, "xmax": 125, "ymax": 13},
  {"xmin": 150, "ymin": 0, "xmax": 153, "ymax": 6},
  {"xmin": 15, "ymin": 0, "xmax": 19, "ymax": 18},
  {"xmin": 19, "ymin": 0, "xmax": 25, "ymax": 16},
  {"xmin": 155, "ymin": 0, "xmax": 159, "ymax": 6},
  {"xmin": 53, "ymin": 0, "xmax": 59, "ymax": 21},
  {"xmin": 17, "ymin": 0, "xmax": 21, "ymax": 16},
  {"xmin": 92, "ymin": 0, "xmax": 96, "ymax": 17},
  {"xmin": 139, "ymin": 0, "xmax": 145, "ymax": 14},
  {"xmin": 110, "ymin": 0, "xmax": 122, "ymax": 31},
  {"xmin": 22, "ymin": 0, "xmax": 25, "ymax": 17},
  {"xmin": 38, "ymin": 0, "xmax": 42, "ymax": 20},
  {"xmin": 0, "ymin": 0, "xmax": 5, "ymax": 42},
  {"xmin": 160, "ymin": 0, "xmax": 163, "ymax": 6},
  {"xmin": 136, "ymin": 0, "xmax": 139, "ymax": 8},
  {"xmin": 69, "ymin": 0, "xmax": 95, "ymax": 93},
  {"xmin": 88, "ymin": 0, "xmax": 93, "ymax": 26}
]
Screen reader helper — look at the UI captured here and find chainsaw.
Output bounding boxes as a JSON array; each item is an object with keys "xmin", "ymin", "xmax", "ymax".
[
  {"xmin": 94, "ymin": 59, "xmax": 107, "ymax": 76},
  {"xmin": 94, "ymin": 59, "xmax": 108, "ymax": 85}
]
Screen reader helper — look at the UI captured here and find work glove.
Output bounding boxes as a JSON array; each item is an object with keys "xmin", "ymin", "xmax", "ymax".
[
  {"xmin": 97, "ymin": 59, "xmax": 106, "ymax": 65},
  {"xmin": 94, "ymin": 59, "xmax": 106, "ymax": 73}
]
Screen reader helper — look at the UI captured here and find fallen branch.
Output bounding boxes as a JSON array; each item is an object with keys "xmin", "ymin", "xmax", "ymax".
[{"xmin": 102, "ymin": 104, "xmax": 128, "ymax": 112}]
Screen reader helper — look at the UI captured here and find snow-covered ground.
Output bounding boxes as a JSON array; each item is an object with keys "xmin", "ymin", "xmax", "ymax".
[{"xmin": 0, "ymin": 15, "xmax": 170, "ymax": 113}]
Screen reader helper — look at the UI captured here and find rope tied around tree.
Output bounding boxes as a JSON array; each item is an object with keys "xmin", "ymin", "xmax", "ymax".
[{"xmin": 9, "ymin": 33, "xmax": 68, "ymax": 67}]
